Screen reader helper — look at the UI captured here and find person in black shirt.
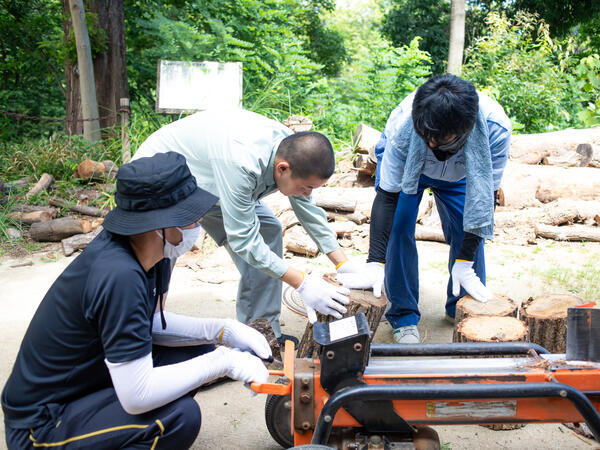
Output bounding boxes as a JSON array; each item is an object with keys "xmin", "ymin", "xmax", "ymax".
[{"xmin": 2, "ymin": 152, "xmax": 272, "ymax": 449}]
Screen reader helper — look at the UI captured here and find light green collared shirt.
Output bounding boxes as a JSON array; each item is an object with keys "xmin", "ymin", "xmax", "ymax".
[{"xmin": 133, "ymin": 109, "xmax": 339, "ymax": 278}]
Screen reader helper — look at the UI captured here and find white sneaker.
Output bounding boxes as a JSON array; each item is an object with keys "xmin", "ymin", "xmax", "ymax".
[{"xmin": 392, "ymin": 325, "xmax": 420, "ymax": 344}]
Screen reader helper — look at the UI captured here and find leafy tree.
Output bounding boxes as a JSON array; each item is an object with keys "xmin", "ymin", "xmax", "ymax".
[{"xmin": 514, "ymin": 0, "xmax": 600, "ymax": 37}]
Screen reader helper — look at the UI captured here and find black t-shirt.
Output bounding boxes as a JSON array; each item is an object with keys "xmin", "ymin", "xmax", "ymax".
[{"xmin": 2, "ymin": 231, "xmax": 160, "ymax": 429}]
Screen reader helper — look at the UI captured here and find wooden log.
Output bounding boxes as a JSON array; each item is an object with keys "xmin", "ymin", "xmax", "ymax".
[
  {"xmin": 7, "ymin": 210, "xmax": 54, "ymax": 224},
  {"xmin": 75, "ymin": 159, "xmax": 117, "ymax": 180},
  {"xmin": 278, "ymin": 210, "xmax": 300, "ymax": 233},
  {"xmin": 352, "ymin": 154, "xmax": 377, "ymax": 175},
  {"xmin": 534, "ymin": 224, "xmax": 600, "ymax": 242},
  {"xmin": 61, "ymin": 227, "xmax": 102, "ymax": 256},
  {"xmin": 48, "ymin": 198, "xmax": 108, "ymax": 217},
  {"xmin": 498, "ymin": 162, "xmax": 600, "ymax": 208},
  {"xmin": 415, "ymin": 225, "xmax": 445, "ymax": 243},
  {"xmin": 453, "ymin": 294, "xmax": 517, "ymax": 342},
  {"xmin": 589, "ymin": 144, "xmax": 600, "ymax": 168},
  {"xmin": 247, "ymin": 317, "xmax": 282, "ymax": 369},
  {"xmin": 541, "ymin": 143, "xmax": 594, "ymax": 167},
  {"xmin": 509, "ymin": 127, "xmax": 600, "ymax": 164},
  {"xmin": 519, "ymin": 294, "xmax": 586, "ymax": 353},
  {"xmin": 329, "ymin": 220, "xmax": 356, "ymax": 238},
  {"xmin": 352, "ymin": 123, "xmax": 381, "ymax": 155},
  {"xmin": 26, "ymin": 173, "xmax": 54, "ymax": 198},
  {"xmin": 283, "ymin": 226, "xmax": 319, "ymax": 256},
  {"xmin": 10, "ymin": 204, "xmax": 58, "ymax": 215},
  {"xmin": 456, "ymin": 315, "xmax": 528, "ymax": 343},
  {"xmin": 282, "ymin": 115, "xmax": 313, "ymax": 133},
  {"xmin": 326, "ymin": 210, "xmax": 368, "ymax": 225},
  {"xmin": 297, "ymin": 274, "xmax": 387, "ymax": 360},
  {"xmin": 30, "ymin": 217, "xmax": 92, "ymax": 242},
  {"xmin": 314, "ymin": 194, "xmax": 357, "ymax": 213}
]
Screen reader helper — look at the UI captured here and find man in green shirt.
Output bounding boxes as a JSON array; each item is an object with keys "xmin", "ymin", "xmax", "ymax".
[{"xmin": 134, "ymin": 109, "xmax": 361, "ymax": 341}]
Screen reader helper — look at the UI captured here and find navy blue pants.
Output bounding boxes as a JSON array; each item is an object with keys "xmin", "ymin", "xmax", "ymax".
[
  {"xmin": 6, "ymin": 344, "xmax": 214, "ymax": 450},
  {"xmin": 384, "ymin": 174, "xmax": 486, "ymax": 329}
]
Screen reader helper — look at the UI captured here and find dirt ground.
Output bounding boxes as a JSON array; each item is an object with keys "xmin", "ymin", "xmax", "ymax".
[{"xmin": 1, "ymin": 236, "xmax": 599, "ymax": 449}]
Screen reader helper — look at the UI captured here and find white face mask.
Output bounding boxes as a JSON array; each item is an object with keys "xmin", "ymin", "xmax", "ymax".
[{"xmin": 156, "ymin": 226, "xmax": 201, "ymax": 259}]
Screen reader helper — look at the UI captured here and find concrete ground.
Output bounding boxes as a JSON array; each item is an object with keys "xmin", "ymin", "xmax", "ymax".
[{"xmin": 1, "ymin": 238, "xmax": 599, "ymax": 449}]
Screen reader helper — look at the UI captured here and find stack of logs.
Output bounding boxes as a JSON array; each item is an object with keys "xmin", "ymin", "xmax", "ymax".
[
  {"xmin": 346, "ymin": 123, "xmax": 600, "ymax": 245},
  {"xmin": 4, "ymin": 159, "xmax": 116, "ymax": 256}
]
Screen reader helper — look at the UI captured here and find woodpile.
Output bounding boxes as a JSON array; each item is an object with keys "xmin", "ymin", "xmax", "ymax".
[{"xmin": 4, "ymin": 166, "xmax": 114, "ymax": 256}]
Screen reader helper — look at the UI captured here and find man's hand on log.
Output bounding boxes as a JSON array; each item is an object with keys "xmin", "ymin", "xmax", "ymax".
[
  {"xmin": 336, "ymin": 261, "xmax": 385, "ymax": 298},
  {"xmin": 296, "ymin": 274, "xmax": 350, "ymax": 323},
  {"xmin": 451, "ymin": 260, "xmax": 492, "ymax": 303}
]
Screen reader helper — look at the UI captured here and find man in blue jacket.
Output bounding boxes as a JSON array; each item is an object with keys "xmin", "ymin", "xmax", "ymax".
[{"xmin": 337, "ymin": 74, "xmax": 511, "ymax": 343}]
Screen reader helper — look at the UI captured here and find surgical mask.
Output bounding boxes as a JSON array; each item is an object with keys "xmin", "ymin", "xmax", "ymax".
[{"xmin": 156, "ymin": 226, "xmax": 201, "ymax": 259}]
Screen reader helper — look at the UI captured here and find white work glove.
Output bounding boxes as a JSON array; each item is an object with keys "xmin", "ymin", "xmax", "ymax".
[
  {"xmin": 220, "ymin": 319, "xmax": 272, "ymax": 360},
  {"xmin": 451, "ymin": 260, "xmax": 493, "ymax": 303},
  {"xmin": 296, "ymin": 274, "xmax": 350, "ymax": 324},
  {"xmin": 219, "ymin": 347, "xmax": 269, "ymax": 384},
  {"xmin": 336, "ymin": 261, "xmax": 385, "ymax": 298}
]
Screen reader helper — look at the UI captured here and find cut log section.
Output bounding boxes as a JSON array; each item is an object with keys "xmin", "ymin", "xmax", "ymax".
[
  {"xmin": 248, "ymin": 317, "xmax": 283, "ymax": 369},
  {"xmin": 541, "ymin": 143, "xmax": 594, "ymax": 167},
  {"xmin": 456, "ymin": 315, "xmax": 527, "ymax": 344},
  {"xmin": 30, "ymin": 217, "xmax": 92, "ymax": 242},
  {"xmin": 520, "ymin": 294, "xmax": 586, "ymax": 353},
  {"xmin": 415, "ymin": 225, "xmax": 445, "ymax": 243},
  {"xmin": 329, "ymin": 221, "xmax": 356, "ymax": 238},
  {"xmin": 75, "ymin": 159, "xmax": 118, "ymax": 180},
  {"xmin": 26, "ymin": 173, "xmax": 54, "ymax": 198},
  {"xmin": 314, "ymin": 192, "xmax": 357, "ymax": 212},
  {"xmin": 534, "ymin": 224, "xmax": 600, "ymax": 242},
  {"xmin": 297, "ymin": 275, "xmax": 387, "ymax": 360},
  {"xmin": 352, "ymin": 123, "xmax": 381, "ymax": 155},
  {"xmin": 326, "ymin": 210, "xmax": 368, "ymax": 225},
  {"xmin": 7, "ymin": 210, "xmax": 54, "ymax": 224},
  {"xmin": 509, "ymin": 127, "xmax": 600, "ymax": 164},
  {"xmin": 284, "ymin": 226, "xmax": 318, "ymax": 256},
  {"xmin": 453, "ymin": 294, "xmax": 518, "ymax": 341},
  {"xmin": 61, "ymin": 227, "xmax": 102, "ymax": 256}
]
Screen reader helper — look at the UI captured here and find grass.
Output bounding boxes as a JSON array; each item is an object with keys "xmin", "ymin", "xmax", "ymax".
[{"xmin": 534, "ymin": 255, "xmax": 600, "ymax": 302}]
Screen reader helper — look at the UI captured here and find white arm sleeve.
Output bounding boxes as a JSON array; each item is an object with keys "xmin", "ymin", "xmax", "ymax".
[
  {"xmin": 151, "ymin": 312, "xmax": 226, "ymax": 347},
  {"xmin": 105, "ymin": 347, "xmax": 230, "ymax": 415}
]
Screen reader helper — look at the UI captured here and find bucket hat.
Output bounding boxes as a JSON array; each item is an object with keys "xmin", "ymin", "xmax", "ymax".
[{"xmin": 102, "ymin": 152, "xmax": 218, "ymax": 235}]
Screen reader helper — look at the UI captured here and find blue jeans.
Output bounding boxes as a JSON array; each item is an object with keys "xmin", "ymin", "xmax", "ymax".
[{"xmin": 384, "ymin": 174, "xmax": 486, "ymax": 329}]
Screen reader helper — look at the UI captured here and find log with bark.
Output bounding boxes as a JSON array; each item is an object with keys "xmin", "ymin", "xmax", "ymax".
[
  {"xmin": 329, "ymin": 220, "xmax": 356, "ymax": 238},
  {"xmin": 534, "ymin": 224, "xmax": 600, "ymax": 243},
  {"xmin": 509, "ymin": 127, "xmax": 600, "ymax": 165},
  {"xmin": 352, "ymin": 123, "xmax": 381, "ymax": 155},
  {"xmin": 26, "ymin": 173, "xmax": 54, "ymax": 198},
  {"xmin": 497, "ymin": 162, "xmax": 600, "ymax": 208},
  {"xmin": 61, "ymin": 227, "xmax": 102, "ymax": 256},
  {"xmin": 326, "ymin": 210, "xmax": 369, "ymax": 225},
  {"xmin": 353, "ymin": 154, "xmax": 377, "ymax": 175},
  {"xmin": 48, "ymin": 198, "xmax": 108, "ymax": 217},
  {"xmin": 519, "ymin": 294, "xmax": 586, "ymax": 353},
  {"xmin": 248, "ymin": 317, "xmax": 283, "ymax": 369},
  {"xmin": 282, "ymin": 115, "xmax": 313, "ymax": 133},
  {"xmin": 284, "ymin": 226, "xmax": 319, "ymax": 256},
  {"xmin": 453, "ymin": 294, "xmax": 518, "ymax": 342},
  {"xmin": 7, "ymin": 210, "xmax": 54, "ymax": 225},
  {"xmin": 296, "ymin": 274, "xmax": 387, "ymax": 360},
  {"xmin": 30, "ymin": 217, "xmax": 92, "ymax": 242},
  {"xmin": 75, "ymin": 159, "xmax": 118, "ymax": 180},
  {"xmin": 314, "ymin": 192, "xmax": 357, "ymax": 212},
  {"xmin": 541, "ymin": 143, "xmax": 594, "ymax": 167},
  {"xmin": 414, "ymin": 225, "xmax": 445, "ymax": 243}
]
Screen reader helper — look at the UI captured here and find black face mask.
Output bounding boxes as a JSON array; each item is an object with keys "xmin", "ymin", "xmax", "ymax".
[
  {"xmin": 427, "ymin": 132, "xmax": 470, "ymax": 161},
  {"xmin": 430, "ymin": 147, "xmax": 458, "ymax": 161}
]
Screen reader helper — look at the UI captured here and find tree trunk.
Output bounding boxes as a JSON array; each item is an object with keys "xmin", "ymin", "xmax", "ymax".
[
  {"xmin": 30, "ymin": 217, "xmax": 92, "ymax": 242},
  {"xmin": 519, "ymin": 294, "xmax": 586, "ymax": 353},
  {"xmin": 26, "ymin": 173, "xmax": 55, "ymax": 198},
  {"xmin": 68, "ymin": 0, "xmax": 100, "ymax": 142},
  {"xmin": 61, "ymin": 227, "xmax": 102, "ymax": 256},
  {"xmin": 447, "ymin": 0, "xmax": 465, "ymax": 75},
  {"xmin": 296, "ymin": 275, "xmax": 387, "ymax": 360},
  {"xmin": 509, "ymin": 127, "xmax": 600, "ymax": 164},
  {"xmin": 534, "ymin": 224, "xmax": 600, "ymax": 242},
  {"xmin": 63, "ymin": 0, "xmax": 128, "ymax": 137}
]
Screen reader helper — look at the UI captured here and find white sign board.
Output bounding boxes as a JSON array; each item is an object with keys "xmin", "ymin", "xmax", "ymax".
[{"xmin": 156, "ymin": 60, "xmax": 243, "ymax": 113}]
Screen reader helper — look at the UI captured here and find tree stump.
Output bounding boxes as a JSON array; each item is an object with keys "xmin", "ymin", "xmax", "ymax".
[
  {"xmin": 453, "ymin": 294, "xmax": 518, "ymax": 342},
  {"xmin": 455, "ymin": 314, "xmax": 529, "ymax": 431},
  {"xmin": 520, "ymin": 294, "xmax": 587, "ymax": 353},
  {"xmin": 296, "ymin": 275, "xmax": 387, "ymax": 360}
]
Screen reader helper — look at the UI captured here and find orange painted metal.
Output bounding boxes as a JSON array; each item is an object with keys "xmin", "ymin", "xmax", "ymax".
[{"xmin": 250, "ymin": 340, "xmax": 296, "ymax": 396}]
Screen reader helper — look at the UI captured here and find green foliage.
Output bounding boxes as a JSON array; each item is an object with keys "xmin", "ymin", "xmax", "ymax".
[
  {"xmin": 463, "ymin": 11, "xmax": 583, "ymax": 133},
  {"xmin": 514, "ymin": 0, "xmax": 600, "ymax": 37},
  {"xmin": 574, "ymin": 54, "xmax": 600, "ymax": 127}
]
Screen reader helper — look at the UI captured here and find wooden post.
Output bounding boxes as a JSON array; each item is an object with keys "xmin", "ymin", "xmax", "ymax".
[{"xmin": 120, "ymin": 97, "xmax": 131, "ymax": 163}]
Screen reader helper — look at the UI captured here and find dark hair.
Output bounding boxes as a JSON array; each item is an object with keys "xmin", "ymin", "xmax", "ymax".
[
  {"xmin": 412, "ymin": 74, "xmax": 479, "ymax": 143},
  {"xmin": 276, "ymin": 131, "xmax": 335, "ymax": 179}
]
